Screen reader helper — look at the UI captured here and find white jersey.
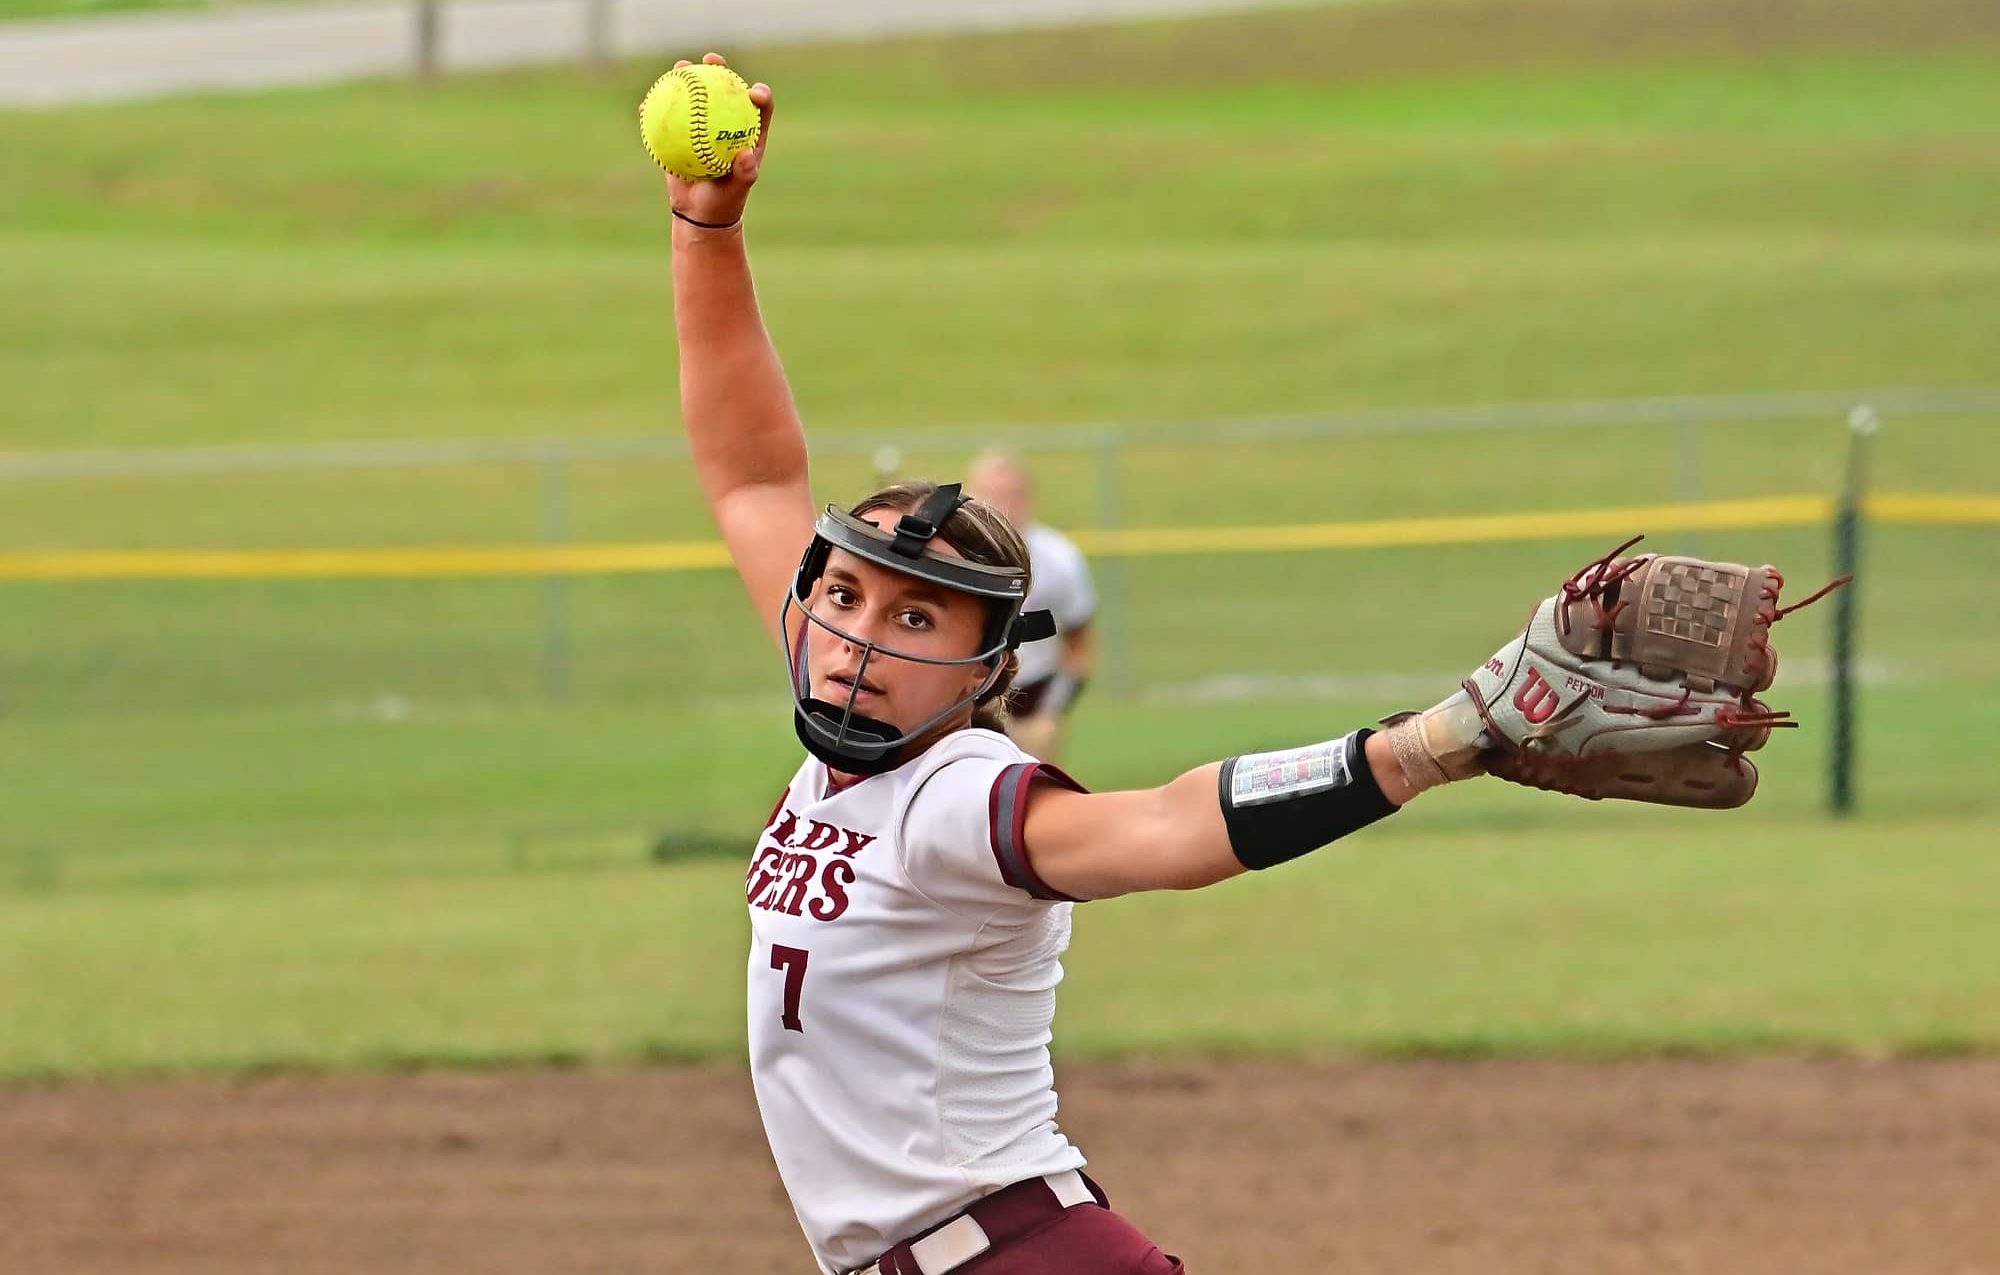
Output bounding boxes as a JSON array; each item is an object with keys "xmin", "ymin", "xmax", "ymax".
[
  {"xmin": 1015, "ymin": 522, "xmax": 1097, "ymax": 690},
  {"xmin": 744, "ymin": 728, "xmax": 1088, "ymax": 1274}
]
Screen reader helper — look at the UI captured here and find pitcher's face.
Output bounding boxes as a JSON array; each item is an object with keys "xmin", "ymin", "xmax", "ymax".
[{"xmin": 800, "ymin": 514, "xmax": 991, "ymax": 735}]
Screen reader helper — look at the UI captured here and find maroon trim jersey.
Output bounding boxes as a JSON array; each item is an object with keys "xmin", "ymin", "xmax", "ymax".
[{"xmin": 744, "ymin": 728, "xmax": 1088, "ymax": 1273}]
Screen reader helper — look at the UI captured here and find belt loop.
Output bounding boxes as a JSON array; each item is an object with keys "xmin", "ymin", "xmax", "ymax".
[
  {"xmin": 1045, "ymin": 1169, "xmax": 1095, "ymax": 1209},
  {"xmin": 908, "ymin": 1215, "xmax": 991, "ymax": 1273}
]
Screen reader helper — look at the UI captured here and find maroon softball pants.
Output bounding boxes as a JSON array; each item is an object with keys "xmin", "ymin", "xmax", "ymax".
[
  {"xmin": 952, "ymin": 1202, "xmax": 1183, "ymax": 1273},
  {"xmin": 868, "ymin": 1173, "xmax": 1183, "ymax": 1275}
]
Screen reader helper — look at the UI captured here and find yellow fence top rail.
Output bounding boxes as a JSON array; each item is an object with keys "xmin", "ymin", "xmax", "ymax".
[{"xmin": 1, "ymin": 492, "xmax": 1992, "ymax": 583}]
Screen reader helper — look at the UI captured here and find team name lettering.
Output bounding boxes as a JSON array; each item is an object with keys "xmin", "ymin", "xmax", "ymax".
[
  {"xmin": 797, "ymin": 820, "xmax": 841, "ymax": 853},
  {"xmin": 809, "ymin": 861, "xmax": 854, "ymax": 921},
  {"xmin": 768, "ymin": 808, "xmax": 799, "ymax": 848},
  {"xmin": 745, "ymin": 844, "xmax": 785, "ymax": 902},
  {"xmin": 770, "ymin": 853, "xmax": 817, "ymax": 915},
  {"xmin": 745, "ymin": 806, "xmax": 876, "ymax": 922}
]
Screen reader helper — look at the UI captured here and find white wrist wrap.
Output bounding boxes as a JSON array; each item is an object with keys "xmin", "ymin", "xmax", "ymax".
[{"xmin": 1379, "ymin": 691, "xmax": 1489, "ymax": 795}]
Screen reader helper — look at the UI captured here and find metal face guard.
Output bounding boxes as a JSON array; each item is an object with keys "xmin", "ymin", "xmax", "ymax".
[{"xmin": 783, "ymin": 496, "xmax": 1055, "ymax": 775}]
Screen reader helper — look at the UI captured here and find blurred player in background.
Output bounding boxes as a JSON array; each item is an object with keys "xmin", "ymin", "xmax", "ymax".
[{"xmin": 966, "ymin": 451, "xmax": 1096, "ymax": 762}]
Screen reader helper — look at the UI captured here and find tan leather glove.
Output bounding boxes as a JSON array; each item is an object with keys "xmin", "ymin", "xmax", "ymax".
[{"xmin": 1382, "ymin": 538, "xmax": 1847, "ymax": 809}]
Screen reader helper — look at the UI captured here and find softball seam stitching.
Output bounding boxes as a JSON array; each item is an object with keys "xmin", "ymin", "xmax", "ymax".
[
  {"xmin": 681, "ymin": 68, "xmax": 728, "ymax": 178},
  {"xmin": 638, "ymin": 78, "xmax": 664, "ymax": 168}
]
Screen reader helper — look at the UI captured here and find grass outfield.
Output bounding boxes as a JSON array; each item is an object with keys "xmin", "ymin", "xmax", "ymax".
[
  {"xmin": 3, "ymin": 1, "xmax": 1998, "ymax": 448},
  {"xmin": 2, "ymin": 0, "xmax": 1998, "ymax": 1077},
  {"xmin": 3, "ymin": 659, "xmax": 1996, "ymax": 1078},
  {"xmin": 4, "ymin": 685, "xmax": 1998, "ymax": 1079},
  {"xmin": 0, "ymin": 0, "xmax": 193, "ymax": 18}
]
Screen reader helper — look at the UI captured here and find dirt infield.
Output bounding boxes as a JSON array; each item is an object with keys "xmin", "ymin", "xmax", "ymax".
[{"xmin": 5, "ymin": 1058, "xmax": 1997, "ymax": 1274}]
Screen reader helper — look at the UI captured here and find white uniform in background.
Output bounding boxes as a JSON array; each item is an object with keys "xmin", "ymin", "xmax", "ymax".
[
  {"xmin": 1013, "ymin": 523, "xmax": 1097, "ymax": 694},
  {"xmin": 744, "ymin": 727, "xmax": 1088, "ymax": 1275}
]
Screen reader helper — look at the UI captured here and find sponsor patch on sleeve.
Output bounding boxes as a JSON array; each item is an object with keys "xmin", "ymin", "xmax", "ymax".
[{"xmin": 1228, "ymin": 739, "xmax": 1352, "ymax": 807}]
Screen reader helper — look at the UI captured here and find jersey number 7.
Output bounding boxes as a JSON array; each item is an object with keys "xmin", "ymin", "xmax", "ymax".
[{"xmin": 770, "ymin": 944, "xmax": 809, "ymax": 1033}]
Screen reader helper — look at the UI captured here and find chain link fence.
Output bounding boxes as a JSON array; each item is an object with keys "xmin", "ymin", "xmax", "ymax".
[{"xmin": 3, "ymin": 387, "xmax": 1996, "ymax": 883}]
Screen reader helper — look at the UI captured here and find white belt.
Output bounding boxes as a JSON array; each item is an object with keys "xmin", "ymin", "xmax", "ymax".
[{"xmin": 852, "ymin": 1170, "xmax": 1095, "ymax": 1275}]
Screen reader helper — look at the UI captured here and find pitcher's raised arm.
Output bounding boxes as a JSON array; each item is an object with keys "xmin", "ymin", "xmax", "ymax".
[{"xmin": 664, "ymin": 55, "xmax": 811, "ymax": 651}]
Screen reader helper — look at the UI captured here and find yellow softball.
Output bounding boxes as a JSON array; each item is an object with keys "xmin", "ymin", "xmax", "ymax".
[{"xmin": 639, "ymin": 63, "xmax": 761, "ymax": 182}]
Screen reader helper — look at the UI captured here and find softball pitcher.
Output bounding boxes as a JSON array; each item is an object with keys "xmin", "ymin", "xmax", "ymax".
[{"xmin": 662, "ymin": 54, "xmax": 1839, "ymax": 1275}]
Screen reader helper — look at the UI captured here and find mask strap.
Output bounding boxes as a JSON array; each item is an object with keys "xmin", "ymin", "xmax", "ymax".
[
  {"xmin": 889, "ymin": 483, "xmax": 968, "ymax": 559},
  {"xmin": 1008, "ymin": 608, "xmax": 1055, "ymax": 649}
]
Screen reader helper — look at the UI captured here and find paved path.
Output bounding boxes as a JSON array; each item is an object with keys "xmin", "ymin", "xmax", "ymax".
[{"xmin": 0, "ymin": 0, "xmax": 1300, "ymax": 105}]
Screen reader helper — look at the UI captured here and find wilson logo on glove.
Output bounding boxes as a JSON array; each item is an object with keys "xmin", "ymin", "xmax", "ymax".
[
  {"xmin": 1511, "ymin": 668, "xmax": 1562, "ymax": 724},
  {"xmin": 1379, "ymin": 536, "xmax": 1849, "ymax": 810}
]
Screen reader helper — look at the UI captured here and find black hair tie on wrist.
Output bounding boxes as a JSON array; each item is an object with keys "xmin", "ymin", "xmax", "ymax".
[{"xmin": 672, "ymin": 208, "xmax": 741, "ymax": 230}]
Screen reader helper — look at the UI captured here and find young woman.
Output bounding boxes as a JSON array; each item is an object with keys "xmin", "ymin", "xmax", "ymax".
[
  {"xmin": 663, "ymin": 55, "xmax": 1456, "ymax": 1275},
  {"xmin": 664, "ymin": 52, "xmax": 1807, "ymax": 1275}
]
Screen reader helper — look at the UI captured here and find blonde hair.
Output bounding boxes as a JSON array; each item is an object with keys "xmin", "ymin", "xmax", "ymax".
[{"xmin": 847, "ymin": 481, "xmax": 1031, "ymax": 734}]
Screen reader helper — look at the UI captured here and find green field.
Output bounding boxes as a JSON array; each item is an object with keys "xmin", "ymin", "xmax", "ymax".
[
  {"xmin": 1, "ymin": 0, "xmax": 193, "ymax": 18},
  {"xmin": 6, "ymin": 7, "xmax": 2000, "ymax": 447},
  {"xmin": 3, "ymin": 0, "xmax": 1998, "ymax": 1079}
]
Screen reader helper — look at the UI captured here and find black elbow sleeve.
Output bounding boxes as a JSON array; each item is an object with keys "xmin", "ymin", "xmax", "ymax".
[{"xmin": 1219, "ymin": 729, "xmax": 1400, "ymax": 870}]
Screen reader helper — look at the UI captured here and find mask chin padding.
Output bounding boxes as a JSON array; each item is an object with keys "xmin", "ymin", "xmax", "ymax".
[{"xmin": 794, "ymin": 700, "xmax": 906, "ymax": 776}]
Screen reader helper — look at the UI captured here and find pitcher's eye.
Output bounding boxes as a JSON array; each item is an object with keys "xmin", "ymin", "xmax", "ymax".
[
  {"xmin": 897, "ymin": 609, "xmax": 933, "ymax": 631},
  {"xmin": 825, "ymin": 585, "xmax": 857, "ymax": 608}
]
